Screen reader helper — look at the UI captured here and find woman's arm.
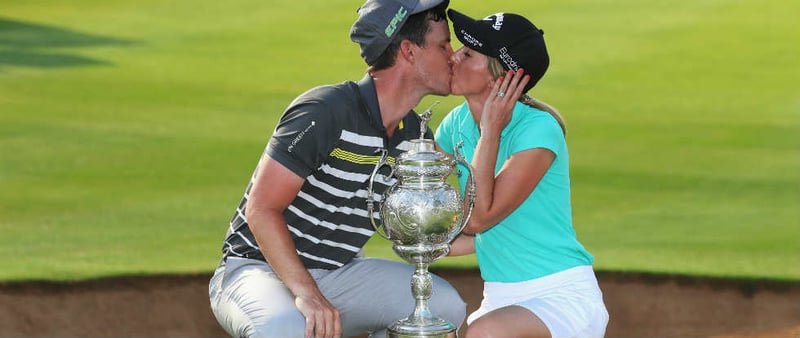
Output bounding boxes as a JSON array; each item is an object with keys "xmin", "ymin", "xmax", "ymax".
[
  {"xmin": 464, "ymin": 148, "xmax": 554, "ymax": 234},
  {"xmin": 448, "ymin": 233, "xmax": 476, "ymax": 256},
  {"xmin": 463, "ymin": 70, "xmax": 555, "ymax": 235}
]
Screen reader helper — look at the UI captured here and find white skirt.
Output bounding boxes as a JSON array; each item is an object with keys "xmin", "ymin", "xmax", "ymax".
[{"xmin": 468, "ymin": 265, "xmax": 609, "ymax": 338}]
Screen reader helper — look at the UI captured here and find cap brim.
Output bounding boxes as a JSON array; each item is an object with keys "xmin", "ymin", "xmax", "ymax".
[
  {"xmin": 447, "ymin": 9, "xmax": 492, "ymax": 55},
  {"xmin": 447, "ymin": 8, "xmax": 474, "ymax": 25},
  {"xmin": 412, "ymin": 0, "xmax": 448, "ymax": 14}
]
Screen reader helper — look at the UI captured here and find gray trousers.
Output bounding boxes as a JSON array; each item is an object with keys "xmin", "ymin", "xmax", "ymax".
[{"xmin": 209, "ymin": 257, "xmax": 466, "ymax": 338}]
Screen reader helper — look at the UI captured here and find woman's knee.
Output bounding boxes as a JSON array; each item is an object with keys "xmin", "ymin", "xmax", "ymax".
[
  {"xmin": 464, "ymin": 317, "xmax": 526, "ymax": 338},
  {"xmin": 464, "ymin": 318, "xmax": 495, "ymax": 338},
  {"xmin": 465, "ymin": 306, "xmax": 551, "ymax": 338}
]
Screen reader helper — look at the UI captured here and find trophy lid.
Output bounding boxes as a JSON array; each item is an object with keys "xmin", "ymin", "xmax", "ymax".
[
  {"xmin": 395, "ymin": 139, "xmax": 453, "ymax": 180},
  {"xmin": 398, "ymin": 139, "xmax": 449, "ymax": 164}
]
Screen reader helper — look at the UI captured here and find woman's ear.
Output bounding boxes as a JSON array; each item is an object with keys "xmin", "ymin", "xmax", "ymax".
[{"xmin": 488, "ymin": 74, "xmax": 500, "ymax": 88}]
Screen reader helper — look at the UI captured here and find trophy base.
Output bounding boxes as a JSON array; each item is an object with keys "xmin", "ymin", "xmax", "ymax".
[{"xmin": 387, "ymin": 317, "xmax": 456, "ymax": 338}]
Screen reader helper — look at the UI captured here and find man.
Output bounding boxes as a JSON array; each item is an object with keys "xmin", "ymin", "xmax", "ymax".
[{"xmin": 208, "ymin": 0, "xmax": 464, "ymax": 337}]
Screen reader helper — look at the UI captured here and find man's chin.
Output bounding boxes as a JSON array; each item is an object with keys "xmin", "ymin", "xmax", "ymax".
[
  {"xmin": 431, "ymin": 85, "xmax": 452, "ymax": 97},
  {"xmin": 424, "ymin": 91, "xmax": 450, "ymax": 97}
]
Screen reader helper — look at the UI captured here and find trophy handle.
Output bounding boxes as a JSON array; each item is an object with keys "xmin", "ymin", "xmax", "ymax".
[
  {"xmin": 367, "ymin": 149, "xmax": 392, "ymax": 240},
  {"xmin": 452, "ymin": 141, "xmax": 476, "ymax": 242}
]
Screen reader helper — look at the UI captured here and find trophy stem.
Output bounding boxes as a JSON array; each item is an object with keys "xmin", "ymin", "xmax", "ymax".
[
  {"xmin": 411, "ymin": 263, "xmax": 434, "ymax": 319},
  {"xmin": 388, "ymin": 263, "xmax": 456, "ymax": 338}
]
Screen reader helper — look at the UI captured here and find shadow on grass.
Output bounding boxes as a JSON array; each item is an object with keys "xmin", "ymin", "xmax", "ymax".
[{"xmin": 0, "ymin": 17, "xmax": 136, "ymax": 69}]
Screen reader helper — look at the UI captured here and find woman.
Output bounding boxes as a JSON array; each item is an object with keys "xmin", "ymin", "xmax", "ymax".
[{"xmin": 435, "ymin": 9, "xmax": 609, "ymax": 338}]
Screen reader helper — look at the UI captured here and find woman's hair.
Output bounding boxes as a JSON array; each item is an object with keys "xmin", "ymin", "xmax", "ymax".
[
  {"xmin": 368, "ymin": 3, "xmax": 448, "ymax": 71},
  {"xmin": 488, "ymin": 57, "xmax": 566, "ymax": 136}
]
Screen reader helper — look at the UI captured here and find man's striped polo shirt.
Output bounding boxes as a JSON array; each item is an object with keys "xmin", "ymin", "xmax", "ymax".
[{"xmin": 221, "ymin": 75, "xmax": 430, "ymax": 270}]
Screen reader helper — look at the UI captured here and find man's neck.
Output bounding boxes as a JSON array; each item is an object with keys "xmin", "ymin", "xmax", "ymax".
[{"xmin": 371, "ymin": 70, "xmax": 424, "ymax": 138}]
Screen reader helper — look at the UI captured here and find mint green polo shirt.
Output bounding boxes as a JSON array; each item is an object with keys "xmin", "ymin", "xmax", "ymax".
[{"xmin": 435, "ymin": 101, "xmax": 594, "ymax": 282}]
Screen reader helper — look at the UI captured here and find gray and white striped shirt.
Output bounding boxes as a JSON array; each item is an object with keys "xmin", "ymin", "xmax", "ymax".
[{"xmin": 221, "ymin": 75, "xmax": 429, "ymax": 269}]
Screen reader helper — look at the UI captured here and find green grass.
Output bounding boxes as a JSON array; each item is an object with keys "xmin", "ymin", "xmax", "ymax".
[{"xmin": 1, "ymin": 0, "xmax": 798, "ymax": 282}]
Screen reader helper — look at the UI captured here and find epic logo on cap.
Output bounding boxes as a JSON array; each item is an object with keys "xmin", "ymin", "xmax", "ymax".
[{"xmin": 385, "ymin": 6, "xmax": 408, "ymax": 37}]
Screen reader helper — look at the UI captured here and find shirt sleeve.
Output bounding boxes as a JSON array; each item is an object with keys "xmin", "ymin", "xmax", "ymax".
[
  {"xmin": 509, "ymin": 112, "xmax": 565, "ymax": 159},
  {"xmin": 434, "ymin": 106, "xmax": 458, "ymax": 155},
  {"xmin": 265, "ymin": 87, "xmax": 341, "ymax": 178}
]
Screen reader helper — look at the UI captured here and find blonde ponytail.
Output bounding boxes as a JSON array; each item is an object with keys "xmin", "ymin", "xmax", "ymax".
[{"xmin": 520, "ymin": 95, "xmax": 566, "ymax": 136}]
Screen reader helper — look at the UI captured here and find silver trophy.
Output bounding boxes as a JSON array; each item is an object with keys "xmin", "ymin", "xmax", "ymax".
[{"xmin": 367, "ymin": 102, "xmax": 476, "ymax": 338}]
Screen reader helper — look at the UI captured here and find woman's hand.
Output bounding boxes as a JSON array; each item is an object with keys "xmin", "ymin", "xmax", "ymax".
[
  {"xmin": 466, "ymin": 69, "xmax": 533, "ymax": 234},
  {"xmin": 480, "ymin": 69, "xmax": 530, "ymax": 136}
]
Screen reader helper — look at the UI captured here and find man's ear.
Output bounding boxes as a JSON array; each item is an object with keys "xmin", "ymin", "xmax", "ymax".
[{"xmin": 398, "ymin": 40, "xmax": 415, "ymax": 63}]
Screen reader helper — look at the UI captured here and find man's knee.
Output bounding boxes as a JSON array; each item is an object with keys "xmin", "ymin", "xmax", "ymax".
[
  {"xmin": 431, "ymin": 278, "xmax": 467, "ymax": 326},
  {"xmin": 247, "ymin": 311, "xmax": 306, "ymax": 338}
]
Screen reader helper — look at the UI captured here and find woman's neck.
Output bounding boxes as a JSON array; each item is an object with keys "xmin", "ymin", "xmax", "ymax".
[{"xmin": 464, "ymin": 91, "xmax": 491, "ymax": 127}]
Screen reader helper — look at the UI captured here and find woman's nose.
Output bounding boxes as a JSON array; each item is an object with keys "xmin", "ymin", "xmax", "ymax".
[{"xmin": 450, "ymin": 52, "xmax": 460, "ymax": 64}]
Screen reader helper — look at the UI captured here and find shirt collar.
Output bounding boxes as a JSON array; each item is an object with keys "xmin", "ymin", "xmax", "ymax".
[
  {"xmin": 357, "ymin": 74, "xmax": 385, "ymax": 133},
  {"xmin": 458, "ymin": 101, "xmax": 525, "ymax": 140}
]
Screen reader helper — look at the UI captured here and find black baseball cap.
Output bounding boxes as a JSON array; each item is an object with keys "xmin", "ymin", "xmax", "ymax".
[
  {"xmin": 350, "ymin": 0, "xmax": 449, "ymax": 65},
  {"xmin": 448, "ymin": 9, "xmax": 549, "ymax": 93}
]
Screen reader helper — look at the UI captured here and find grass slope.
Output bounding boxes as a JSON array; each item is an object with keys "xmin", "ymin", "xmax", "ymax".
[{"xmin": 1, "ymin": 0, "xmax": 798, "ymax": 281}]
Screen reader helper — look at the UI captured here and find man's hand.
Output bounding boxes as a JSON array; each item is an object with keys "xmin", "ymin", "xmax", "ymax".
[
  {"xmin": 295, "ymin": 292, "xmax": 342, "ymax": 338},
  {"xmin": 245, "ymin": 155, "xmax": 342, "ymax": 338}
]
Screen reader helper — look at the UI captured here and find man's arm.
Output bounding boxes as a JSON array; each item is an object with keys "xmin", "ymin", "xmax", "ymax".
[{"xmin": 245, "ymin": 154, "xmax": 342, "ymax": 338}]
